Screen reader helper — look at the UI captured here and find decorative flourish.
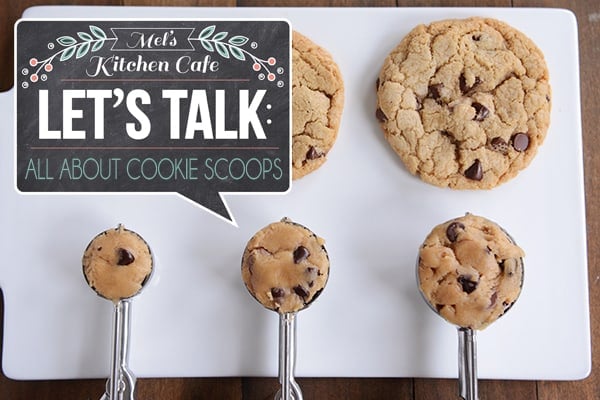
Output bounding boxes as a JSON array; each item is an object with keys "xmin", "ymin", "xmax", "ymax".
[
  {"xmin": 24, "ymin": 25, "xmax": 114, "ymax": 84},
  {"xmin": 193, "ymin": 25, "xmax": 278, "ymax": 81},
  {"xmin": 21, "ymin": 24, "xmax": 284, "ymax": 88}
]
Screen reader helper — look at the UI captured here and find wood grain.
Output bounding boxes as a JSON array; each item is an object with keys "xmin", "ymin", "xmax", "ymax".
[{"xmin": 0, "ymin": 0, "xmax": 597, "ymax": 399}]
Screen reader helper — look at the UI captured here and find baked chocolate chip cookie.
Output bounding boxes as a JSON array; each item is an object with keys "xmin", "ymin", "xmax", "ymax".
[
  {"xmin": 417, "ymin": 213, "xmax": 524, "ymax": 330},
  {"xmin": 376, "ymin": 17, "xmax": 551, "ymax": 189},
  {"xmin": 292, "ymin": 31, "xmax": 345, "ymax": 179},
  {"xmin": 241, "ymin": 218, "xmax": 329, "ymax": 313}
]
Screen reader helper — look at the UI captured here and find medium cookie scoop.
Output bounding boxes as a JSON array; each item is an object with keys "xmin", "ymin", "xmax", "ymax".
[
  {"xmin": 241, "ymin": 217, "xmax": 329, "ymax": 314},
  {"xmin": 83, "ymin": 224, "xmax": 153, "ymax": 302},
  {"xmin": 417, "ymin": 213, "xmax": 524, "ymax": 400}
]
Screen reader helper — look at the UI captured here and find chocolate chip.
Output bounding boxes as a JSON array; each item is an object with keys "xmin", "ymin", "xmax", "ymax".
[
  {"xmin": 293, "ymin": 246, "xmax": 310, "ymax": 263},
  {"xmin": 306, "ymin": 146, "xmax": 322, "ymax": 160},
  {"xmin": 511, "ymin": 133, "xmax": 530, "ymax": 152},
  {"xmin": 415, "ymin": 96, "xmax": 423, "ymax": 111},
  {"xmin": 446, "ymin": 221, "xmax": 465, "ymax": 242},
  {"xmin": 375, "ymin": 107, "xmax": 387, "ymax": 122},
  {"xmin": 472, "ymin": 34, "xmax": 482, "ymax": 41},
  {"xmin": 459, "ymin": 74, "xmax": 481, "ymax": 94},
  {"xmin": 293, "ymin": 285, "xmax": 309, "ymax": 299},
  {"xmin": 117, "ymin": 248, "xmax": 135, "ymax": 266},
  {"xmin": 271, "ymin": 287, "xmax": 285, "ymax": 299},
  {"xmin": 490, "ymin": 137, "xmax": 509, "ymax": 154},
  {"xmin": 464, "ymin": 159, "xmax": 483, "ymax": 181},
  {"xmin": 97, "ymin": 246, "xmax": 102, "ymax": 251},
  {"xmin": 490, "ymin": 292, "xmax": 498, "ymax": 308},
  {"xmin": 428, "ymin": 83, "xmax": 443, "ymax": 100},
  {"xmin": 459, "ymin": 74, "xmax": 468, "ymax": 94},
  {"xmin": 472, "ymin": 102, "xmax": 489, "ymax": 121},
  {"xmin": 435, "ymin": 304, "xmax": 444, "ymax": 312},
  {"xmin": 457, "ymin": 275, "xmax": 478, "ymax": 294}
]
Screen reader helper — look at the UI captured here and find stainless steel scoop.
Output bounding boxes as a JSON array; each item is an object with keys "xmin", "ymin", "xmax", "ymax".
[
  {"xmin": 416, "ymin": 228, "xmax": 523, "ymax": 400},
  {"xmin": 274, "ymin": 312, "xmax": 303, "ymax": 400},
  {"xmin": 83, "ymin": 224, "xmax": 153, "ymax": 400},
  {"xmin": 101, "ymin": 299, "xmax": 136, "ymax": 400}
]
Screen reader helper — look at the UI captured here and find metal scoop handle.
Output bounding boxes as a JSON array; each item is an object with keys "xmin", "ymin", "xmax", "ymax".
[
  {"xmin": 458, "ymin": 327, "xmax": 478, "ymax": 400},
  {"xmin": 274, "ymin": 312, "xmax": 303, "ymax": 400},
  {"xmin": 100, "ymin": 299, "xmax": 136, "ymax": 400}
]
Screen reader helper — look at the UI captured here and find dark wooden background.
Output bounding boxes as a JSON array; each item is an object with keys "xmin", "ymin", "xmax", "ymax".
[{"xmin": 0, "ymin": 1, "xmax": 597, "ymax": 399}]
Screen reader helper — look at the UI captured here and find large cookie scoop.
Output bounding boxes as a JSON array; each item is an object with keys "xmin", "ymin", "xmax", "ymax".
[{"xmin": 417, "ymin": 213, "xmax": 524, "ymax": 400}]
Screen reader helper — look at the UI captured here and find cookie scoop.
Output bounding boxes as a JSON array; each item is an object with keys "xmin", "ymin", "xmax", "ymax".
[
  {"xmin": 242, "ymin": 218, "xmax": 330, "ymax": 400},
  {"xmin": 241, "ymin": 217, "xmax": 329, "ymax": 314},
  {"xmin": 83, "ymin": 224, "xmax": 154, "ymax": 400},
  {"xmin": 417, "ymin": 213, "xmax": 524, "ymax": 400},
  {"xmin": 83, "ymin": 224, "xmax": 153, "ymax": 302}
]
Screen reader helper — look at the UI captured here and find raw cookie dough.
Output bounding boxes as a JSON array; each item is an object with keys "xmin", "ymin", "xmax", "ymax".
[
  {"xmin": 241, "ymin": 218, "xmax": 329, "ymax": 313},
  {"xmin": 83, "ymin": 224, "xmax": 153, "ymax": 302},
  {"xmin": 417, "ymin": 214, "xmax": 524, "ymax": 330},
  {"xmin": 292, "ymin": 30, "xmax": 344, "ymax": 179},
  {"xmin": 376, "ymin": 17, "xmax": 551, "ymax": 189}
]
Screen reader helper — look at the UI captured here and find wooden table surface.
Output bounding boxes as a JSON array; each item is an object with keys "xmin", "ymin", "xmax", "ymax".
[{"xmin": 0, "ymin": 0, "xmax": 597, "ymax": 399}]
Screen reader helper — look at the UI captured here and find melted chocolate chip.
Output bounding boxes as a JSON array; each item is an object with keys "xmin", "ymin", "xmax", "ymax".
[
  {"xmin": 271, "ymin": 287, "xmax": 285, "ymax": 299},
  {"xmin": 293, "ymin": 285, "xmax": 309, "ymax": 299},
  {"xmin": 375, "ymin": 107, "xmax": 387, "ymax": 122},
  {"xmin": 117, "ymin": 248, "xmax": 135, "ymax": 266},
  {"xmin": 490, "ymin": 137, "xmax": 509, "ymax": 154},
  {"xmin": 472, "ymin": 102, "xmax": 489, "ymax": 121},
  {"xmin": 464, "ymin": 159, "xmax": 483, "ymax": 181},
  {"xmin": 457, "ymin": 275, "xmax": 478, "ymax": 294},
  {"xmin": 472, "ymin": 34, "xmax": 482, "ymax": 41},
  {"xmin": 96, "ymin": 246, "xmax": 102, "ymax": 251},
  {"xmin": 490, "ymin": 292, "xmax": 498, "ymax": 308},
  {"xmin": 446, "ymin": 221, "xmax": 465, "ymax": 242},
  {"xmin": 459, "ymin": 74, "xmax": 481, "ymax": 94},
  {"xmin": 306, "ymin": 146, "xmax": 322, "ymax": 160},
  {"xmin": 293, "ymin": 246, "xmax": 310, "ymax": 263},
  {"xmin": 428, "ymin": 83, "xmax": 443, "ymax": 100},
  {"xmin": 511, "ymin": 133, "xmax": 530, "ymax": 152}
]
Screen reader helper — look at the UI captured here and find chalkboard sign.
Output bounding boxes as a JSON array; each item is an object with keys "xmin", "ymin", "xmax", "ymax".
[{"xmin": 15, "ymin": 19, "xmax": 291, "ymax": 223}]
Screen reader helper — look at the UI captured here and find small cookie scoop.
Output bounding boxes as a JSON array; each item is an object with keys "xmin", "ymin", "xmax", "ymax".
[
  {"xmin": 242, "ymin": 218, "xmax": 329, "ymax": 314},
  {"xmin": 417, "ymin": 213, "xmax": 524, "ymax": 330},
  {"xmin": 83, "ymin": 224, "xmax": 153, "ymax": 302}
]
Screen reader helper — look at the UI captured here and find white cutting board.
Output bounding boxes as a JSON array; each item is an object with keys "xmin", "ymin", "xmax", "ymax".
[{"xmin": 0, "ymin": 6, "xmax": 589, "ymax": 380}]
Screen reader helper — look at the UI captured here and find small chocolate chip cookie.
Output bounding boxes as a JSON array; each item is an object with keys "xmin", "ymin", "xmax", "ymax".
[
  {"xmin": 417, "ymin": 213, "xmax": 524, "ymax": 330},
  {"xmin": 376, "ymin": 17, "xmax": 551, "ymax": 189},
  {"xmin": 292, "ymin": 31, "xmax": 345, "ymax": 179},
  {"xmin": 241, "ymin": 218, "xmax": 329, "ymax": 313}
]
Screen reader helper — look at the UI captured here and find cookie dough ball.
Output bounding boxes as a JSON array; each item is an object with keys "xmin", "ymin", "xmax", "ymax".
[
  {"xmin": 292, "ymin": 31, "xmax": 344, "ymax": 180},
  {"xmin": 83, "ymin": 224, "xmax": 153, "ymax": 302},
  {"xmin": 241, "ymin": 218, "xmax": 329, "ymax": 313},
  {"xmin": 376, "ymin": 17, "xmax": 551, "ymax": 189},
  {"xmin": 417, "ymin": 214, "xmax": 524, "ymax": 330}
]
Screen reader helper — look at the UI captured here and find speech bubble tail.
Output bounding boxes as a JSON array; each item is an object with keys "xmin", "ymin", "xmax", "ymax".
[{"xmin": 178, "ymin": 190, "xmax": 237, "ymax": 227}]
